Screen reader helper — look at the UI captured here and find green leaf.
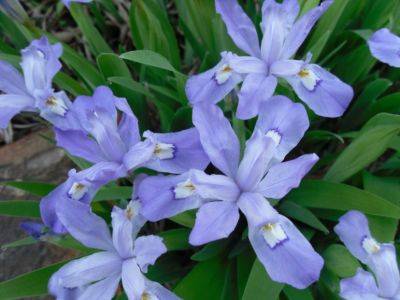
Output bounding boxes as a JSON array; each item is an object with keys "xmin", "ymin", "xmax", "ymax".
[
  {"xmin": 0, "ymin": 261, "xmax": 68, "ymax": 299},
  {"xmin": 129, "ymin": 0, "xmax": 181, "ymax": 69},
  {"xmin": 69, "ymin": 3, "xmax": 112, "ymax": 56},
  {"xmin": 283, "ymin": 285, "xmax": 313, "ymax": 300},
  {"xmin": 334, "ymin": 45, "xmax": 376, "ymax": 84},
  {"xmin": 242, "ymin": 259, "xmax": 284, "ymax": 300},
  {"xmin": 323, "ymin": 244, "xmax": 360, "ymax": 278},
  {"xmin": 304, "ymin": 0, "xmax": 351, "ymax": 59},
  {"xmin": 342, "ymin": 78, "xmax": 392, "ymax": 130},
  {"xmin": 120, "ymin": 50, "xmax": 184, "ymax": 75},
  {"xmin": 97, "ymin": 53, "xmax": 131, "ymax": 78},
  {"xmin": 363, "ymin": 172, "xmax": 399, "ymax": 241},
  {"xmin": 174, "ymin": 257, "xmax": 228, "ymax": 300},
  {"xmin": 279, "ymin": 201, "xmax": 329, "ymax": 234},
  {"xmin": 0, "ymin": 200, "xmax": 40, "ymax": 218},
  {"xmin": 158, "ymin": 228, "xmax": 190, "ymax": 251},
  {"xmin": 287, "ymin": 180, "xmax": 400, "ymax": 219},
  {"xmin": 325, "ymin": 114, "xmax": 400, "ymax": 182},
  {"xmin": 191, "ymin": 239, "xmax": 229, "ymax": 262},
  {"xmin": 93, "ymin": 186, "xmax": 132, "ymax": 202},
  {"xmin": 169, "ymin": 210, "xmax": 196, "ymax": 228},
  {"xmin": 1, "ymin": 181, "xmax": 55, "ymax": 196}
]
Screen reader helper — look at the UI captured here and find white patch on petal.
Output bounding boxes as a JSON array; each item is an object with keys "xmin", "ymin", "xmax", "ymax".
[
  {"xmin": 154, "ymin": 142, "xmax": 175, "ymax": 160},
  {"xmin": 261, "ymin": 223, "xmax": 288, "ymax": 248},
  {"xmin": 298, "ymin": 68, "xmax": 320, "ymax": 91},
  {"xmin": 45, "ymin": 95, "xmax": 68, "ymax": 116},
  {"xmin": 36, "ymin": 49, "xmax": 45, "ymax": 59},
  {"xmin": 141, "ymin": 291, "xmax": 159, "ymax": 300},
  {"xmin": 362, "ymin": 237, "xmax": 381, "ymax": 255},
  {"xmin": 266, "ymin": 129, "xmax": 282, "ymax": 145},
  {"xmin": 125, "ymin": 201, "xmax": 141, "ymax": 221},
  {"xmin": 68, "ymin": 182, "xmax": 88, "ymax": 200},
  {"xmin": 174, "ymin": 179, "xmax": 196, "ymax": 199},
  {"xmin": 215, "ymin": 64, "xmax": 233, "ymax": 85}
]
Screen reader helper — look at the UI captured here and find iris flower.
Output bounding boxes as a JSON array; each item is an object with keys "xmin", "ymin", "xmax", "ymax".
[
  {"xmin": 40, "ymin": 86, "xmax": 209, "ymax": 234},
  {"xmin": 138, "ymin": 98, "xmax": 323, "ymax": 288},
  {"xmin": 49, "ymin": 198, "xmax": 180, "ymax": 300},
  {"xmin": 0, "ymin": 37, "xmax": 79, "ymax": 130},
  {"xmin": 186, "ymin": 0, "xmax": 353, "ymax": 119},
  {"xmin": 335, "ymin": 211, "xmax": 400, "ymax": 299},
  {"xmin": 368, "ymin": 28, "xmax": 400, "ymax": 68}
]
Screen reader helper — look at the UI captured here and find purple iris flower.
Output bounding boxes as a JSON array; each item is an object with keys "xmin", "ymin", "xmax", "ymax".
[
  {"xmin": 62, "ymin": 0, "xmax": 92, "ymax": 7},
  {"xmin": 0, "ymin": 36, "xmax": 79, "ymax": 130},
  {"xmin": 49, "ymin": 197, "xmax": 180, "ymax": 300},
  {"xmin": 138, "ymin": 98, "xmax": 323, "ymax": 288},
  {"xmin": 368, "ymin": 28, "xmax": 400, "ymax": 68},
  {"xmin": 335, "ymin": 211, "xmax": 400, "ymax": 299},
  {"xmin": 186, "ymin": 0, "xmax": 354, "ymax": 119},
  {"xmin": 41, "ymin": 86, "xmax": 209, "ymax": 234}
]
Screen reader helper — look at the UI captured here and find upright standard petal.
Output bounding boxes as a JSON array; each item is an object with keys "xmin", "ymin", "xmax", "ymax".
[
  {"xmin": 0, "ymin": 61, "xmax": 29, "ymax": 95},
  {"xmin": 0, "ymin": 94, "xmax": 35, "ymax": 128},
  {"xmin": 56, "ymin": 197, "xmax": 114, "ymax": 252},
  {"xmin": 145, "ymin": 280, "xmax": 181, "ymax": 300},
  {"xmin": 143, "ymin": 128, "xmax": 210, "ymax": 174},
  {"xmin": 111, "ymin": 206, "xmax": 134, "ymax": 259},
  {"xmin": 121, "ymin": 259, "xmax": 146, "ymax": 300},
  {"xmin": 236, "ymin": 74, "xmax": 277, "ymax": 120},
  {"xmin": 190, "ymin": 169, "xmax": 240, "ymax": 202},
  {"xmin": 340, "ymin": 268, "xmax": 380, "ymax": 300},
  {"xmin": 193, "ymin": 103, "xmax": 240, "ymax": 177},
  {"xmin": 215, "ymin": 0, "xmax": 260, "ymax": 57},
  {"xmin": 49, "ymin": 271, "xmax": 86, "ymax": 300},
  {"xmin": 256, "ymin": 96, "xmax": 309, "ymax": 163},
  {"xmin": 55, "ymin": 128, "xmax": 106, "ymax": 164},
  {"xmin": 281, "ymin": 0, "xmax": 333, "ymax": 59},
  {"xmin": 368, "ymin": 28, "xmax": 400, "ymax": 67},
  {"xmin": 239, "ymin": 193, "xmax": 323, "ymax": 289},
  {"xmin": 115, "ymin": 97, "xmax": 141, "ymax": 148},
  {"xmin": 186, "ymin": 52, "xmax": 242, "ymax": 105},
  {"xmin": 368, "ymin": 244, "xmax": 400, "ymax": 298},
  {"xmin": 189, "ymin": 201, "xmax": 240, "ymax": 246},
  {"xmin": 262, "ymin": 0, "xmax": 300, "ymax": 32},
  {"xmin": 21, "ymin": 36, "xmax": 62, "ymax": 95},
  {"xmin": 123, "ymin": 139, "xmax": 155, "ymax": 171},
  {"xmin": 257, "ymin": 154, "xmax": 319, "ymax": 199},
  {"xmin": 56, "ymin": 251, "xmax": 121, "ymax": 288},
  {"xmin": 236, "ymin": 131, "xmax": 276, "ymax": 192},
  {"xmin": 77, "ymin": 273, "xmax": 121, "ymax": 300},
  {"xmin": 334, "ymin": 211, "xmax": 374, "ymax": 264},
  {"xmin": 261, "ymin": 0, "xmax": 297, "ymax": 64},
  {"xmin": 138, "ymin": 173, "xmax": 203, "ymax": 222},
  {"xmin": 285, "ymin": 64, "xmax": 353, "ymax": 117},
  {"xmin": 133, "ymin": 235, "xmax": 167, "ymax": 272}
]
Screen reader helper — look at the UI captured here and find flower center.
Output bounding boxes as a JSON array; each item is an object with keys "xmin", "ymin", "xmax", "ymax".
[
  {"xmin": 141, "ymin": 292, "xmax": 159, "ymax": 300},
  {"xmin": 362, "ymin": 237, "xmax": 381, "ymax": 255},
  {"xmin": 174, "ymin": 179, "xmax": 196, "ymax": 199},
  {"xmin": 261, "ymin": 222, "xmax": 288, "ymax": 248},
  {"xmin": 154, "ymin": 142, "xmax": 175, "ymax": 160},
  {"xmin": 125, "ymin": 201, "xmax": 140, "ymax": 221},
  {"xmin": 68, "ymin": 182, "xmax": 88, "ymax": 201},
  {"xmin": 266, "ymin": 129, "xmax": 282, "ymax": 145},
  {"xmin": 298, "ymin": 68, "xmax": 320, "ymax": 91},
  {"xmin": 215, "ymin": 64, "xmax": 233, "ymax": 85},
  {"xmin": 45, "ymin": 95, "xmax": 68, "ymax": 116}
]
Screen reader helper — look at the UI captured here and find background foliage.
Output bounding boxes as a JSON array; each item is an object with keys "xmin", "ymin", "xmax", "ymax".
[{"xmin": 0, "ymin": 0, "xmax": 400, "ymax": 299}]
